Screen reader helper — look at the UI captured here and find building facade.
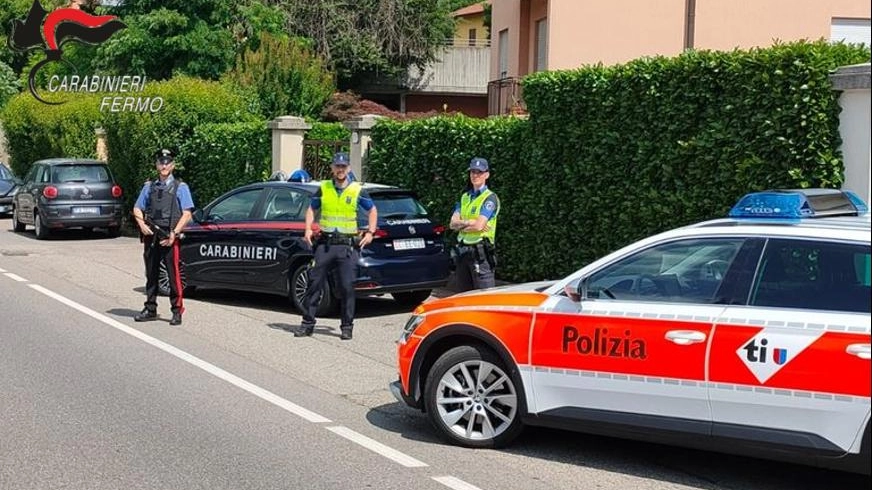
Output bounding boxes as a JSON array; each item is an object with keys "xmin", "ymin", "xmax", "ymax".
[{"xmin": 490, "ymin": 0, "xmax": 871, "ymax": 114}]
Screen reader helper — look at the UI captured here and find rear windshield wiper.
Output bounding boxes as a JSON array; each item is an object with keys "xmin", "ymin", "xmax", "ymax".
[
  {"xmin": 381, "ymin": 212, "xmax": 412, "ymax": 219},
  {"xmin": 62, "ymin": 179, "xmax": 87, "ymax": 183}
]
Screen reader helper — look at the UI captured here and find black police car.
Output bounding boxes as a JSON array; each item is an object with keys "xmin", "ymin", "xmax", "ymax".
[{"xmin": 162, "ymin": 180, "xmax": 451, "ymax": 313}]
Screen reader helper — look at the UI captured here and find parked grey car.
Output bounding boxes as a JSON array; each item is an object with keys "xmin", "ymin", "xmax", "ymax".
[
  {"xmin": 12, "ymin": 158, "xmax": 125, "ymax": 239},
  {"xmin": 0, "ymin": 163, "xmax": 21, "ymax": 217}
]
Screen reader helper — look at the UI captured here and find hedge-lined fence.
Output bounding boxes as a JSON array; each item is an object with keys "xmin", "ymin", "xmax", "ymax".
[
  {"xmin": 367, "ymin": 40, "xmax": 870, "ymax": 282},
  {"xmin": 2, "ymin": 40, "xmax": 868, "ymax": 283}
]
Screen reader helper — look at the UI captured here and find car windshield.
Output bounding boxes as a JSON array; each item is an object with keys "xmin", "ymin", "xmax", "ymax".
[
  {"xmin": 52, "ymin": 164, "xmax": 110, "ymax": 183},
  {"xmin": 0, "ymin": 165, "xmax": 13, "ymax": 180},
  {"xmin": 373, "ymin": 193, "xmax": 429, "ymax": 219}
]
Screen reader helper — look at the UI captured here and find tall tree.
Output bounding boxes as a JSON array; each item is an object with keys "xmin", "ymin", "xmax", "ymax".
[{"xmin": 270, "ymin": 0, "xmax": 456, "ymax": 89}]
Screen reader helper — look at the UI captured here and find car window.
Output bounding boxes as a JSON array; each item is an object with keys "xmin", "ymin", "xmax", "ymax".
[
  {"xmin": 371, "ymin": 193, "xmax": 429, "ymax": 219},
  {"xmin": 206, "ymin": 188, "xmax": 262, "ymax": 222},
  {"xmin": 262, "ymin": 188, "xmax": 308, "ymax": 221},
  {"xmin": 0, "ymin": 165, "xmax": 11, "ymax": 180},
  {"xmin": 52, "ymin": 164, "xmax": 110, "ymax": 183},
  {"xmin": 38, "ymin": 166, "xmax": 50, "ymax": 183},
  {"xmin": 750, "ymin": 239, "xmax": 871, "ymax": 313},
  {"xmin": 587, "ymin": 238, "xmax": 745, "ymax": 304}
]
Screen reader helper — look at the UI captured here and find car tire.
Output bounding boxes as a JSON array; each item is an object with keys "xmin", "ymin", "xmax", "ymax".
[
  {"xmin": 424, "ymin": 344, "xmax": 524, "ymax": 449},
  {"xmin": 290, "ymin": 262, "xmax": 335, "ymax": 316},
  {"xmin": 392, "ymin": 290, "xmax": 432, "ymax": 307},
  {"xmin": 12, "ymin": 207, "xmax": 25, "ymax": 232},
  {"xmin": 34, "ymin": 211, "xmax": 50, "ymax": 239},
  {"xmin": 158, "ymin": 259, "xmax": 188, "ymax": 296}
]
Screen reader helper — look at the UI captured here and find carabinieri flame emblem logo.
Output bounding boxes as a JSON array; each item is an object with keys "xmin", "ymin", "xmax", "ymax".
[{"xmin": 8, "ymin": 0, "xmax": 126, "ymax": 104}]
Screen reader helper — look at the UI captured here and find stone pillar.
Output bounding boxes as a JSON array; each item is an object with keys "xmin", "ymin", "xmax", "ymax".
[
  {"xmin": 343, "ymin": 114, "xmax": 383, "ymax": 181},
  {"xmin": 268, "ymin": 116, "xmax": 311, "ymax": 176},
  {"xmin": 830, "ymin": 63, "xmax": 871, "ymax": 204},
  {"xmin": 95, "ymin": 127, "xmax": 108, "ymax": 161}
]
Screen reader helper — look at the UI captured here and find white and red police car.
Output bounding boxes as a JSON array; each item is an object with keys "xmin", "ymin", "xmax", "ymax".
[{"xmin": 391, "ymin": 188, "xmax": 871, "ymax": 474}]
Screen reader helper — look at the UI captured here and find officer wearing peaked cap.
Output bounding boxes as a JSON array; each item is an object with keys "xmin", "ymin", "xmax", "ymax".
[
  {"xmin": 295, "ymin": 152, "xmax": 377, "ymax": 340},
  {"xmin": 449, "ymin": 157, "xmax": 500, "ymax": 291},
  {"xmin": 132, "ymin": 148, "xmax": 195, "ymax": 326}
]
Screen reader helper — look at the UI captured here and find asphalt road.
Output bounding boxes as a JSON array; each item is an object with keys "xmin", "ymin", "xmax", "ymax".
[{"xmin": 0, "ymin": 223, "xmax": 869, "ymax": 490}]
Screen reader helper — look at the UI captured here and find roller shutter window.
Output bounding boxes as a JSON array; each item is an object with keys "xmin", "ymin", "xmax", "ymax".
[{"xmin": 830, "ymin": 18, "xmax": 871, "ymax": 47}]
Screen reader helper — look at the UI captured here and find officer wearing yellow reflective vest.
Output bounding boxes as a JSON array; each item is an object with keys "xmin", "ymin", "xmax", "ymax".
[
  {"xmin": 449, "ymin": 157, "xmax": 500, "ymax": 291},
  {"xmin": 297, "ymin": 152, "xmax": 377, "ymax": 340}
]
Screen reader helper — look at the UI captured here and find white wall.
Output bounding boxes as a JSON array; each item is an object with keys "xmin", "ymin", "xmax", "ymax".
[{"xmin": 831, "ymin": 64, "xmax": 871, "ymax": 205}]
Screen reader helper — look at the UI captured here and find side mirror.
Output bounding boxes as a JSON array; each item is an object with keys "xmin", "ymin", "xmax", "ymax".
[{"xmin": 192, "ymin": 208, "xmax": 205, "ymax": 223}]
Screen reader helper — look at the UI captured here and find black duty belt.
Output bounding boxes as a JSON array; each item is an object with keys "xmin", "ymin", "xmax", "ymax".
[{"xmin": 322, "ymin": 235, "xmax": 356, "ymax": 246}]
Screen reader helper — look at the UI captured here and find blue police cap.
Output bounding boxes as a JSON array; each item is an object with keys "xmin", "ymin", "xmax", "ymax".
[
  {"xmin": 332, "ymin": 152, "xmax": 350, "ymax": 166},
  {"xmin": 469, "ymin": 157, "xmax": 489, "ymax": 172}
]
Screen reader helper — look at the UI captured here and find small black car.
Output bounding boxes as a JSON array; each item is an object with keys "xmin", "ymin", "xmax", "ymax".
[
  {"xmin": 11, "ymin": 158, "xmax": 124, "ymax": 239},
  {"xmin": 0, "ymin": 163, "xmax": 21, "ymax": 217},
  {"xmin": 167, "ymin": 180, "xmax": 451, "ymax": 313}
]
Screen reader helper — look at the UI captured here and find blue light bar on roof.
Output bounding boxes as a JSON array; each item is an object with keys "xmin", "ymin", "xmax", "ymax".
[{"xmin": 729, "ymin": 189, "xmax": 869, "ymax": 219}]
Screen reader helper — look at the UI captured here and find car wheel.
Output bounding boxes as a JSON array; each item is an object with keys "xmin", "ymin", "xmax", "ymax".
[
  {"xmin": 34, "ymin": 211, "xmax": 50, "ymax": 239},
  {"xmin": 424, "ymin": 345, "xmax": 524, "ymax": 449},
  {"xmin": 392, "ymin": 290, "xmax": 432, "ymax": 307},
  {"xmin": 12, "ymin": 207, "xmax": 25, "ymax": 232},
  {"xmin": 291, "ymin": 262, "xmax": 335, "ymax": 316},
  {"xmin": 158, "ymin": 259, "xmax": 188, "ymax": 296}
]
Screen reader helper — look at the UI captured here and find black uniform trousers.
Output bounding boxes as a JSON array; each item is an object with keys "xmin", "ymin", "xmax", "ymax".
[
  {"xmin": 143, "ymin": 238, "xmax": 184, "ymax": 315},
  {"xmin": 302, "ymin": 242, "xmax": 358, "ymax": 329},
  {"xmin": 455, "ymin": 243, "xmax": 495, "ymax": 292}
]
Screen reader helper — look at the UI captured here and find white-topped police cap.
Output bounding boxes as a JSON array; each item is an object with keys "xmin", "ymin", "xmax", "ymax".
[{"xmin": 155, "ymin": 148, "xmax": 174, "ymax": 164}]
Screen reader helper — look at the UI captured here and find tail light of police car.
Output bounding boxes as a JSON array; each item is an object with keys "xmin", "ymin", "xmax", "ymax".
[
  {"xmin": 433, "ymin": 225, "xmax": 445, "ymax": 235},
  {"xmin": 111, "ymin": 185, "xmax": 123, "ymax": 198},
  {"xmin": 43, "ymin": 186, "xmax": 58, "ymax": 199},
  {"xmin": 373, "ymin": 229, "xmax": 389, "ymax": 238}
]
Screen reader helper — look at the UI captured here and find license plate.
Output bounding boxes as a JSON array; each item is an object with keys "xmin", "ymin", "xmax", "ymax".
[
  {"xmin": 72, "ymin": 206, "xmax": 100, "ymax": 215},
  {"xmin": 393, "ymin": 238, "xmax": 425, "ymax": 250}
]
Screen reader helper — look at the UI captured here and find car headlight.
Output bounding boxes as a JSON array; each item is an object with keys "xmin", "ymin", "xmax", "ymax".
[{"xmin": 398, "ymin": 314, "xmax": 425, "ymax": 344}]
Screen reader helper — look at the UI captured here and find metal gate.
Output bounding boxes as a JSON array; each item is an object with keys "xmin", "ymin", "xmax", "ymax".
[{"xmin": 302, "ymin": 140, "xmax": 347, "ymax": 180}]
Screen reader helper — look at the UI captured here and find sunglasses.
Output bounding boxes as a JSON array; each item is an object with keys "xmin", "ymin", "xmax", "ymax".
[
  {"xmin": 469, "ymin": 169, "xmax": 485, "ymax": 175},
  {"xmin": 156, "ymin": 161, "xmax": 174, "ymax": 167}
]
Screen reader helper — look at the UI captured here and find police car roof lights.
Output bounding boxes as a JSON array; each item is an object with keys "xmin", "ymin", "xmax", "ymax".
[{"xmin": 729, "ymin": 188, "xmax": 869, "ymax": 220}]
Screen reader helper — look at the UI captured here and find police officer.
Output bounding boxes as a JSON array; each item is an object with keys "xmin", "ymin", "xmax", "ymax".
[
  {"xmin": 132, "ymin": 149, "xmax": 195, "ymax": 325},
  {"xmin": 449, "ymin": 157, "xmax": 500, "ymax": 291},
  {"xmin": 296, "ymin": 152, "xmax": 377, "ymax": 340}
]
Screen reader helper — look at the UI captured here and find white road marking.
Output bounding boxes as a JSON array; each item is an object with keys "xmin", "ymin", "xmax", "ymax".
[
  {"xmin": 4, "ymin": 272, "xmax": 28, "ymax": 282},
  {"xmin": 22, "ymin": 280, "xmax": 488, "ymax": 489},
  {"xmin": 0, "ymin": 267, "xmax": 6, "ymax": 272},
  {"xmin": 27, "ymin": 283, "xmax": 331, "ymax": 423},
  {"xmin": 432, "ymin": 476, "xmax": 485, "ymax": 490},
  {"xmin": 325, "ymin": 426, "xmax": 428, "ymax": 468}
]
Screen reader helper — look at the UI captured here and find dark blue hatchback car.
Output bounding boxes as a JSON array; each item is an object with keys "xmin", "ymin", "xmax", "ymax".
[{"xmin": 164, "ymin": 180, "xmax": 451, "ymax": 314}]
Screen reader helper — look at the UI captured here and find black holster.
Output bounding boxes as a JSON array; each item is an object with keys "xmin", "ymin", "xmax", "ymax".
[{"xmin": 482, "ymin": 239, "xmax": 497, "ymax": 269}]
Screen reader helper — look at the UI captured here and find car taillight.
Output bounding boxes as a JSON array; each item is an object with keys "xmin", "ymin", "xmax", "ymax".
[
  {"xmin": 43, "ymin": 186, "xmax": 58, "ymax": 199},
  {"xmin": 373, "ymin": 229, "xmax": 389, "ymax": 238},
  {"xmin": 111, "ymin": 185, "xmax": 123, "ymax": 198},
  {"xmin": 433, "ymin": 225, "xmax": 445, "ymax": 234}
]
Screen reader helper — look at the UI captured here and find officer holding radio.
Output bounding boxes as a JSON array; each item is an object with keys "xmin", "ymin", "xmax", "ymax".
[
  {"xmin": 449, "ymin": 157, "xmax": 500, "ymax": 291},
  {"xmin": 296, "ymin": 152, "xmax": 377, "ymax": 340}
]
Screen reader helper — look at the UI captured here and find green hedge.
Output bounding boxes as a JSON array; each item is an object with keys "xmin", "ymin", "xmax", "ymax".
[
  {"xmin": 102, "ymin": 77, "xmax": 259, "ymax": 211},
  {"xmin": 1, "ymin": 93, "xmax": 102, "ymax": 176},
  {"xmin": 368, "ymin": 40, "xmax": 870, "ymax": 283},
  {"xmin": 180, "ymin": 121, "xmax": 271, "ymax": 206}
]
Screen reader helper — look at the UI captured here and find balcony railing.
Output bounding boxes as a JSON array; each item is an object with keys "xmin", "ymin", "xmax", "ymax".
[
  {"xmin": 487, "ymin": 77, "xmax": 525, "ymax": 116},
  {"xmin": 442, "ymin": 38, "xmax": 491, "ymax": 48}
]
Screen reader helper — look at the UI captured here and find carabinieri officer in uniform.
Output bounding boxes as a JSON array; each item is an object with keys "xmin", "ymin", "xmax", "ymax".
[
  {"xmin": 296, "ymin": 152, "xmax": 377, "ymax": 340},
  {"xmin": 132, "ymin": 149, "xmax": 194, "ymax": 326}
]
